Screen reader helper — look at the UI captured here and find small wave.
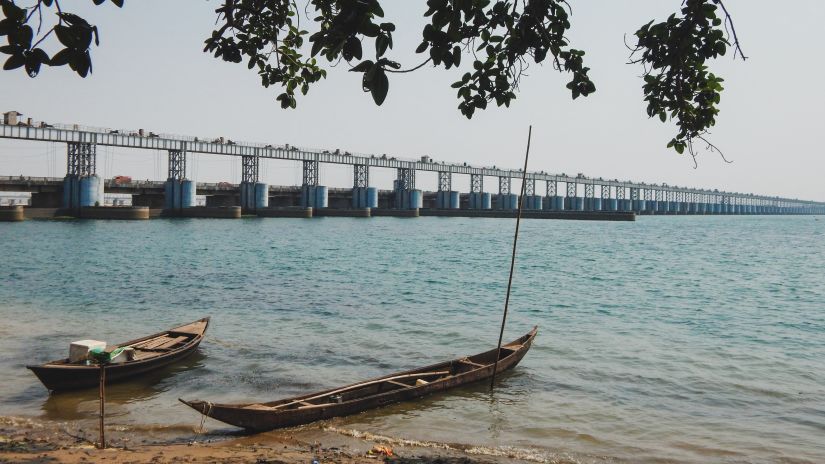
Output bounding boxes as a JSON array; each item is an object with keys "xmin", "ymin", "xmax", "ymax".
[{"xmin": 325, "ymin": 426, "xmax": 590, "ymax": 463}]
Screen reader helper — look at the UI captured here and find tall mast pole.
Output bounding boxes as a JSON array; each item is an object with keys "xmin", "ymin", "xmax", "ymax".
[{"xmin": 490, "ymin": 125, "xmax": 532, "ymax": 389}]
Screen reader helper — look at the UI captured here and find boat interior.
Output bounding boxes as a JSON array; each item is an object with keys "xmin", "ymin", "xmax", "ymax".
[
  {"xmin": 244, "ymin": 342, "xmax": 526, "ymax": 412},
  {"xmin": 51, "ymin": 319, "xmax": 208, "ymax": 365}
]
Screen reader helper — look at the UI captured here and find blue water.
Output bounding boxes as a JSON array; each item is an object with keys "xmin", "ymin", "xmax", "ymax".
[{"xmin": 1, "ymin": 216, "xmax": 823, "ymax": 463}]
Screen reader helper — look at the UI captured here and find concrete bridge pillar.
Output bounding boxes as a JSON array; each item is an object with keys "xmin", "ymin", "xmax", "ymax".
[
  {"xmin": 63, "ymin": 142, "xmax": 101, "ymax": 210},
  {"xmin": 523, "ymin": 178, "xmax": 543, "ymax": 210},
  {"xmin": 543, "ymin": 180, "xmax": 564, "ymax": 211},
  {"xmin": 238, "ymin": 154, "xmax": 268, "ymax": 211},
  {"xmin": 352, "ymin": 164, "xmax": 377, "ymax": 208},
  {"xmin": 597, "ymin": 185, "xmax": 609, "ymax": 212},
  {"xmin": 435, "ymin": 171, "xmax": 460, "ymax": 209},
  {"xmin": 394, "ymin": 167, "xmax": 420, "ymax": 209},
  {"xmin": 300, "ymin": 159, "xmax": 327, "ymax": 208},
  {"xmin": 164, "ymin": 149, "xmax": 198, "ymax": 211},
  {"xmin": 468, "ymin": 173, "xmax": 491, "ymax": 209},
  {"xmin": 564, "ymin": 181, "xmax": 583, "ymax": 211},
  {"xmin": 497, "ymin": 176, "xmax": 517, "ymax": 210},
  {"xmin": 657, "ymin": 193, "xmax": 667, "ymax": 213},
  {"xmin": 615, "ymin": 186, "xmax": 629, "ymax": 212}
]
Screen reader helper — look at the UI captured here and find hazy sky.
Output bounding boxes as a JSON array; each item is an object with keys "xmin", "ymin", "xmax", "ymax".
[{"xmin": 1, "ymin": 1, "xmax": 823, "ymax": 200}]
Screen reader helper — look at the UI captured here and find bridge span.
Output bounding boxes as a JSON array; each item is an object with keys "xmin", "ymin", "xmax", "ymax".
[{"xmin": 1, "ymin": 112, "xmax": 823, "ymax": 217}]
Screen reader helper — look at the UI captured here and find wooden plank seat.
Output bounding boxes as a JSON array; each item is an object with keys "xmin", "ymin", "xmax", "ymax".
[
  {"xmin": 386, "ymin": 380, "xmax": 412, "ymax": 388},
  {"xmin": 266, "ymin": 370, "xmax": 451, "ymax": 411},
  {"xmin": 155, "ymin": 336, "xmax": 188, "ymax": 349},
  {"xmin": 135, "ymin": 336, "xmax": 188, "ymax": 352},
  {"xmin": 246, "ymin": 404, "xmax": 272, "ymax": 410},
  {"xmin": 457, "ymin": 358, "xmax": 485, "ymax": 368},
  {"xmin": 129, "ymin": 335, "xmax": 169, "ymax": 350},
  {"xmin": 167, "ymin": 330, "xmax": 198, "ymax": 338},
  {"xmin": 170, "ymin": 321, "xmax": 208, "ymax": 335}
]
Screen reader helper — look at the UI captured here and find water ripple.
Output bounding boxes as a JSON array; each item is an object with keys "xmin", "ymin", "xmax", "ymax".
[{"xmin": 0, "ymin": 216, "xmax": 823, "ymax": 463}]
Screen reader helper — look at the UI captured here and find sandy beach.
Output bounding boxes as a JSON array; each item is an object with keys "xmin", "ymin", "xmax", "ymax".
[{"xmin": 0, "ymin": 416, "xmax": 539, "ymax": 464}]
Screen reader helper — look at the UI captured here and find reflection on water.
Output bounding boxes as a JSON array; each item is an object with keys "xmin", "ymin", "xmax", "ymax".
[{"xmin": 40, "ymin": 351, "xmax": 207, "ymax": 421}]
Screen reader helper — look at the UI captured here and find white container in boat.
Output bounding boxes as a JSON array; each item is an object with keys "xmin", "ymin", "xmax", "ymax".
[
  {"xmin": 69, "ymin": 340, "xmax": 106, "ymax": 363},
  {"xmin": 109, "ymin": 347, "xmax": 136, "ymax": 364}
]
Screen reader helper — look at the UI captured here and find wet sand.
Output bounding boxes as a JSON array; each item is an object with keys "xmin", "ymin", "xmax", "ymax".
[{"xmin": 0, "ymin": 416, "xmax": 528, "ymax": 464}]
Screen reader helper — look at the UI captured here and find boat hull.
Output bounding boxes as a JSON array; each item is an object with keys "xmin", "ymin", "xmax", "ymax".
[
  {"xmin": 182, "ymin": 327, "xmax": 536, "ymax": 432},
  {"xmin": 27, "ymin": 318, "xmax": 209, "ymax": 392}
]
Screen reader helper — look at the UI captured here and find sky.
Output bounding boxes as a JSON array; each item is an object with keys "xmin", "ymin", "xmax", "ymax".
[{"xmin": 1, "ymin": 1, "xmax": 823, "ymax": 200}]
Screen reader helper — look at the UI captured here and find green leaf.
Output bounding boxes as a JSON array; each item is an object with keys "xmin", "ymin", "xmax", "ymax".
[
  {"xmin": 76, "ymin": 26, "xmax": 93, "ymax": 50},
  {"xmin": 1, "ymin": 1, "xmax": 25, "ymax": 22},
  {"xmin": 0, "ymin": 18, "xmax": 13, "ymax": 36},
  {"xmin": 10, "ymin": 24, "xmax": 33, "ymax": 49},
  {"xmin": 0, "ymin": 44, "xmax": 19, "ymax": 55},
  {"xmin": 376, "ymin": 35, "xmax": 389, "ymax": 57},
  {"xmin": 3, "ymin": 53, "xmax": 24, "ymax": 71},
  {"xmin": 55, "ymin": 25, "xmax": 76, "ymax": 49},
  {"xmin": 71, "ymin": 50, "xmax": 91, "ymax": 77},
  {"xmin": 370, "ymin": 68, "xmax": 389, "ymax": 105},
  {"xmin": 349, "ymin": 60, "xmax": 373, "ymax": 73},
  {"xmin": 49, "ymin": 48, "xmax": 73, "ymax": 66},
  {"xmin": 310, "ymin": 39, "xmax": 324, "ymax": 57},
  {"xmin": 343, "ymin": 36, "xmax": 362, "ymax": 61}
]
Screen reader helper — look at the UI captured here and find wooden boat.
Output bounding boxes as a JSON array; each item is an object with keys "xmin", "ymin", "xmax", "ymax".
[
  {"xmin": 28, "ymin": 317, "xmax": 209, "ymax": 392},
  {"xmin": 180, "ymin": 326, "xmax": 536, "ymax": 432}
]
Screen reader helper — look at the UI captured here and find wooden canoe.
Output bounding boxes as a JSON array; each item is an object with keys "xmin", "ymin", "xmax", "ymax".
[
  {"xmin": 27, "ymin": 317, "xmax": 209, "ymax": 392},
  {"xmin": 180, "ymin": 326, "xmax": 537, "ymax": 432}
]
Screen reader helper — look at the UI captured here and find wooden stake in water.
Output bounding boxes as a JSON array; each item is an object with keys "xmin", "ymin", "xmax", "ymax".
[
  {"xmin": 98, "ymin": 364, "xmax": 106, "ymax": 449},
  {"xmin": 490, "ymin": 125, "xmax": 532, "ymax": 390}
]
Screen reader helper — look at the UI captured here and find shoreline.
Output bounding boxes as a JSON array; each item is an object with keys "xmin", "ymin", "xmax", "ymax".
[{"xmin": 0, "ymin": 415, "xmax": 537, "ymax": 463}]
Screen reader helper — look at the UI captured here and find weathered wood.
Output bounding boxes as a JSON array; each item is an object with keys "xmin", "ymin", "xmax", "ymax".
[
  {"xmin": 181, "ymin": 326, "xmax": 537, "ymax": 432},
  {"xmin": 27, "ymin": 317, "xmax": 210, "ymax": 392},
  {"xmin": 457, "ymin": 358, "xmax": 485, "ymax": 368},
  {"xmin": 267, "ymin": 371, "xmax": 451, "ymax": 411},
  {"xmin": 153, "ymin": 336, "xmax": 189, "ymax": 350},
  {"xmin": 98, "ymin": 365, "xmax": 105, "ymax": 449},
  {"xmin": 386, "ymin": 380, "xmax": 412, "ymax": 388}
]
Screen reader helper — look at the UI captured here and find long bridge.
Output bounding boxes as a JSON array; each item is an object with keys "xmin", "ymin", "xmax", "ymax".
[{"xmin": 1, "ymin": 112, "xmax": 823, "ymax": 218}]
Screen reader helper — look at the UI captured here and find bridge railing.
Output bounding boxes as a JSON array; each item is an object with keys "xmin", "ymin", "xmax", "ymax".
[{"xmin": 2, "ymin": 120, "xmax": 823, "ymax": 207}]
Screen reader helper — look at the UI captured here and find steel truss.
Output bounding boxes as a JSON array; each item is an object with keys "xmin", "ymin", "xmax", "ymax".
[
  {"xmin": 354, "ymin": 164, "xmax": 369, "ymax": 188},
  {"xmin": 303, "ymin": 159, "xmax": 318, "ymax": 186},
  {"xmin": 168, "ymin": 149, "xmax": 186, "ymax": 180},
  {"xmin": 470, "ymin": 174, "xmax": 483, "ymax": 193},
  {"xmin": 499, "ymin": 176, "xmax": 511, "ymax": 195},
  {"xmin": 67, "ymin": 142, "xmax": 95, "ymax": 176},
  {"xmin": 396, "ymin": 167, "xmax": 415, "ymax": 190},
  {"xmin": 547, "ymin": 180, "xmax": 557, "ymax": 197},
  {"xmin": 438, "ymin": 171, "xmax": 451, "ymax": 192},
  {"xmin": 566, "ymin": 182, "xmax": 576, "ymax": 198}
]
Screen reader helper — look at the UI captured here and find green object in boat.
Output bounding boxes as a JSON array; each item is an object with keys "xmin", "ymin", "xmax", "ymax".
[{"xmin": 87, "ymin": 346, "xmax": 127, "ymax": 365}]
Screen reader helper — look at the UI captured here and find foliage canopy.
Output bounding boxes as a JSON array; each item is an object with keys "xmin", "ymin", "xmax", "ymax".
[{"xmin": 0, "ymin": 0, "xmax": 745, "ymax": 158}]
